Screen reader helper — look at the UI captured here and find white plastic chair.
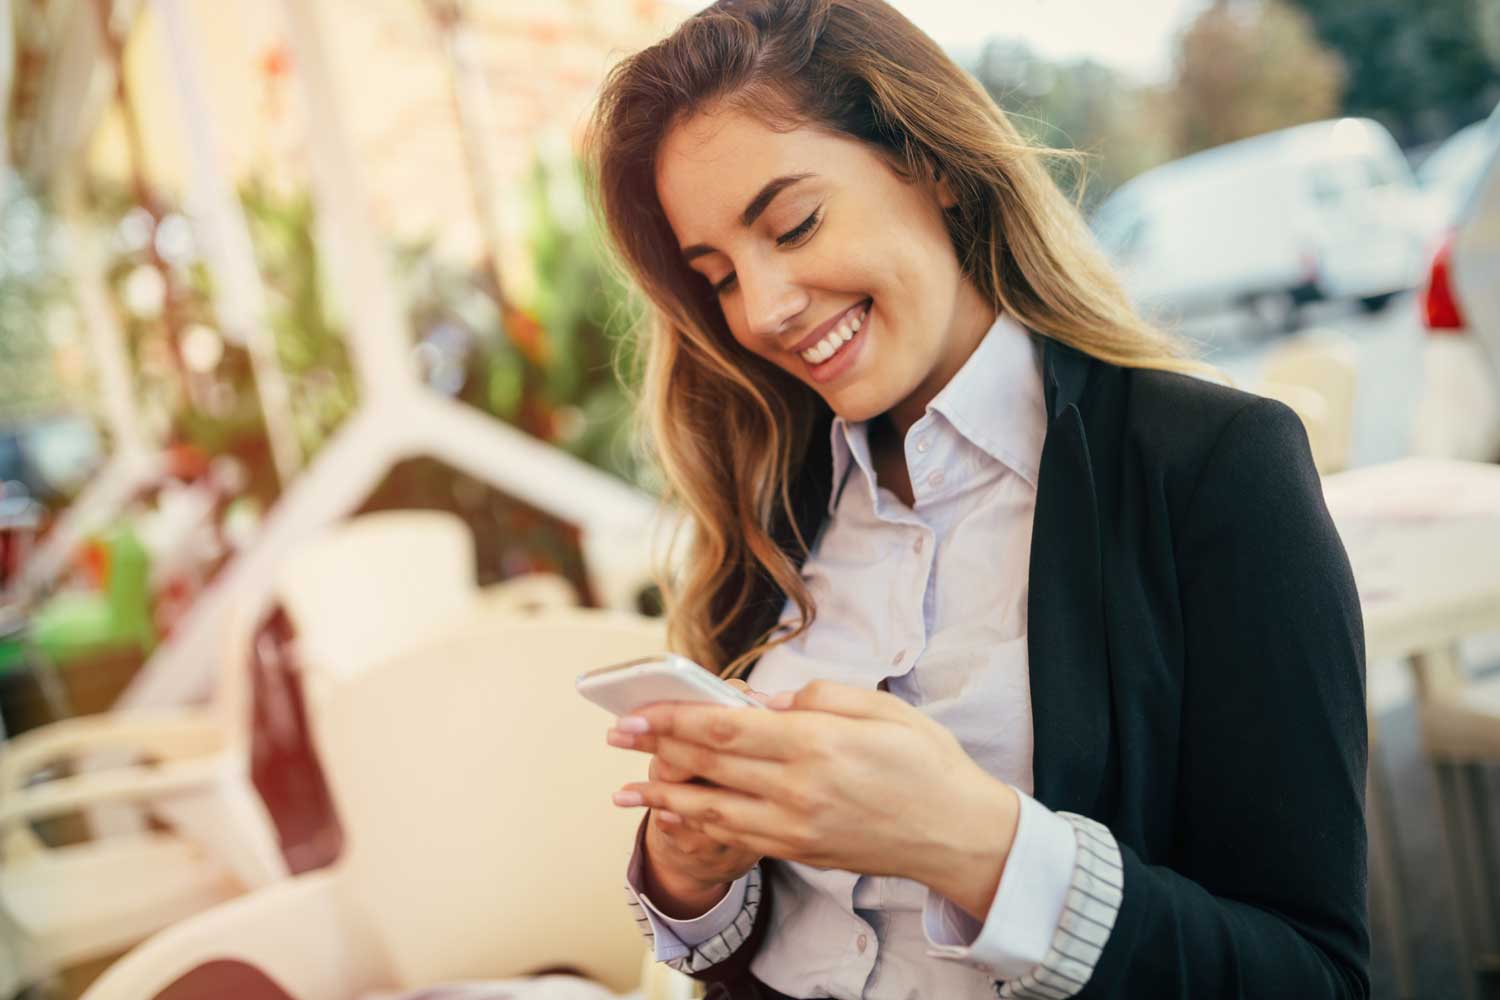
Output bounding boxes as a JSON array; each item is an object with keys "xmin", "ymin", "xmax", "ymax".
[
  {"xmin": 79, "ymin": 608, "xmax": 696, "ymax": 1000},
  {"xmin": 275, "ymin": 510, "xmax": 581, "ymax": 699},
  {"xmin": 1261, "ymin": 332, "xmax": 1359, "ymax": 474},
  {"xmin": 0, "ymin": 604, "xmax": 288, "ymax": 982}
]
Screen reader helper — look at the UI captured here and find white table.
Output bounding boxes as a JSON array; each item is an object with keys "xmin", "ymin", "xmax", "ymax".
[{"xmin": 1323, "ymin": 458, "xmax": 1500, "ymax": 1000}]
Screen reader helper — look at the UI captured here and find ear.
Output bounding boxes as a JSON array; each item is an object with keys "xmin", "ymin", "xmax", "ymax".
[{"xmin": 927, "ymin": 160, "xmax": 958, "ymax": 210}]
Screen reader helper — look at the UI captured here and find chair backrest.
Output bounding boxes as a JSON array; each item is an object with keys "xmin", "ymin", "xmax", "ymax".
[
  {"xmin": 1262, "ymin": 332, "xmax": 1358, "ymax": 474},
  {"xmin": 275, "ymin": 510, "xmax": 477, "ymax": 686},
  {"xmin": 310, "ymin": 608, "xmax": 668, "ymax": 994}
]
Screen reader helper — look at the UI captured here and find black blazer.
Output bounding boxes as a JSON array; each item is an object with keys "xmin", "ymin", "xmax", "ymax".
[{"xmin": 698, "ymin": 336, "xmax": 1370, "ymax": 999}]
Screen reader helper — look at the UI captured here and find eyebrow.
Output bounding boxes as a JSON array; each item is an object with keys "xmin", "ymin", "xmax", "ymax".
[{"xmin": 680, "ymin": 172, "xmax": 816, "ymax": 263}]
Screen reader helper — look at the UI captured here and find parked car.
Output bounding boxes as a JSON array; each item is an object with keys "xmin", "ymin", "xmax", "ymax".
[
  {"xmin": 1419, "ymin": 105, "xmax": 1500, "ymax": 461},
  {"xmin": 1414, "ymin": 118, "xmax": 1500, "ymax": 235},
  {"xmin": 1092, "ymin": 118, "xmax": 1429, "ymax": 330}
]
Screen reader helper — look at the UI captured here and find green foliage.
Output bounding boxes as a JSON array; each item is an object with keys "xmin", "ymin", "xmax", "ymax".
[
  {"xmin": 975, "ymin": 1, "xmax": 1350, "ymax": 204},
  {"xmin": 1288, "ymin": 0, "xmax": 1500, "ymax": 145},
  {"xmin": 975, "ymin": 42, "xmax": 1174, "ymax": 210},
  {"xmin": 518, "ymin": 152, "xmax": 648, "ymax": 487},
  {"xmin": 1167, "ymin": 0, "xmax": 1345, "ymax": 156},
  {"xmin": 0, "ymin": 172, "xmax": 67, "ymax": 423},
  {"xmin": 385, "ymin": 150, "xmax": 647, "ymax": 489},
  {"xmin": 239, "ymin": 179, "xmax": 358, "ymax": 459}
]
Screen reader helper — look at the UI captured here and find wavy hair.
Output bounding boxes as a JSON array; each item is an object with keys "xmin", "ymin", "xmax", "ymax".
[{"xmin": 585, "ymin": 0, "xmax": 1205, "ymax": 677}]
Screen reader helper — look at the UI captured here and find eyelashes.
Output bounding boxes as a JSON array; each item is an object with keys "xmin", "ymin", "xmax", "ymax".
[
  {"xmin": 775, "ymin": 208, "xmax": 822, "ymax": 247},
  {"xmin": 712, "ymin": 208, "xmax": 823, "ymax": 295}
]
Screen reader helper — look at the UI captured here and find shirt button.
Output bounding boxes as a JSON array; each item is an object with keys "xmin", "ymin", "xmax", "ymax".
[
  {"xmin": 891, "ymin": 649, "xmax": 906, "ymax": 667},
  {"xmin": 913, "ymin": 536, "xmax": 924, "ymax": 555},
  {"xmin": 915, "ymin": 438, "xmax": 931, "ymax": 454},
  {"xmin": 927, "ymin": 470, "xmax": 944, "ymax": 489},
  {"xmin": 857, "ymin": 933, "xmax": 869, "ymax": 954}
]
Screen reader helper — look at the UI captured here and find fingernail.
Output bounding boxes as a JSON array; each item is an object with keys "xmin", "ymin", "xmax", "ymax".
[
  {"xmin": 606, "ymin": 730, "xmax": 636, "ymax": 748},
  {"xmin": 617, "ymin": 716, "xmax": 651, "ymax": 733},
  {"xmin": 657, "ymin": 810, "xmax": 683, "ymax": 825},
  {"xmin": 613, "ymin": 790, "xmax": 644, "ymax": 807},
  {"xmin": 769, "ymin": 692, "xmax": 794, "ymax": 710}
]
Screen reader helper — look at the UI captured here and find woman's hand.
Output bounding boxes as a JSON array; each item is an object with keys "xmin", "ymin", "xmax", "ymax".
[
  {"xmin": 617, "ymin": 679, "xmax": 769, "ymax": 917},
  {"xmin": 607, "ymin": 679, "xmax": 1020, "ymax": 920}
]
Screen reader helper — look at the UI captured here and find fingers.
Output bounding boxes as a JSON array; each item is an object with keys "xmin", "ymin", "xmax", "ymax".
[
  {"xmin": 650, "ymin": 734, "xmax": 784, "ymax": 798},
  {"xmin": 648, "ymin": 754, "xmax": 696, "ymax": 785},
  {"xmin": 621, "ymin": 779, "xmax": 781, "ymax": 845},
  {"xmin": 777, "ymin": 679, "xmax": 914, "ymax": 722},
  {"xmin": 628, "ymin": 701, "xmax": 814, "ymax": 762},
  {"xmin": 725, "ymin": 678, "xmax": 775, "ymax": 706}
]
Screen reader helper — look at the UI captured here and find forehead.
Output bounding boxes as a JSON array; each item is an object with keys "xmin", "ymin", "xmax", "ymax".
[{"xmin": 655, "ymin": 109, "xmax": 865, "ymax": 240}]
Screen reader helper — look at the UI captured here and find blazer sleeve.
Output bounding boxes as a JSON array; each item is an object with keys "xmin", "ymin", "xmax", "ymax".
[{"xmin": 1073, "ymin": 397, "xmax": 1371, "ymax": 998}]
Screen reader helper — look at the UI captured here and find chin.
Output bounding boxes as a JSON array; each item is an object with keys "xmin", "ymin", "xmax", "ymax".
[{"xmin": 819, "ymin": 386, "xmax": 893, "ymax": 425}]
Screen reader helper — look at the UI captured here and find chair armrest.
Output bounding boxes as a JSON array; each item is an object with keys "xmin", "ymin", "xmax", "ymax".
[
  {"xmin": 0, "ymin": 755, "xmax": 225, "ymax": 827},
  {"xmin": 0, "ymin": 709, "xmax": 225, "ymax": 787},
  {"xmin": 81, "ymin": 868, "xmax": 391, "ymax": 1000}
]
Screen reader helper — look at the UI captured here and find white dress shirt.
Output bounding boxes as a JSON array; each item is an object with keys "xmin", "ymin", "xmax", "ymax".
[{"xmin": 624, "ymin": 313, "xmax": 1123, "ymax": 999}]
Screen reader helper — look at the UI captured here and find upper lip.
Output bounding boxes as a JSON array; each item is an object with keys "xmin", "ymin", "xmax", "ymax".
[{"xmin": 786, "ymin": 299, "xmax": 870, "ymax": 354}]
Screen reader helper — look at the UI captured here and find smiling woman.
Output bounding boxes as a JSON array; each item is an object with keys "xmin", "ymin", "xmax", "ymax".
[{"xmin": 582, "ymin": 2, "xmax": 1369, "ymax": 999}]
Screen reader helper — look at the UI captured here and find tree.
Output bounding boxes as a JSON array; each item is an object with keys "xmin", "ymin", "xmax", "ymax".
[
  {"xmin": 974, "ymin": 41, "xmax": 1174, "ymax": 211},
  {"xmin": 1288, "ymin": 0, "xmax": 1500, "ymax": 145},
  {"xmin": 1167, "ymin": 0, "xmax": 1345, "ymax": 156}
]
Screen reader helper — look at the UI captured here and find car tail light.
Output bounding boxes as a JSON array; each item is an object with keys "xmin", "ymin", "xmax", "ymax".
[{"xmin": 1422, "ymin": 230, "xmax": 1466, "ymax": 332}]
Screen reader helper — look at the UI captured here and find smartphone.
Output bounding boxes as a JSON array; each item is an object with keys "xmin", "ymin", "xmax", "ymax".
[{"xmin": 576, "ymin": 653, "xmax": 767, "ymax": 717}]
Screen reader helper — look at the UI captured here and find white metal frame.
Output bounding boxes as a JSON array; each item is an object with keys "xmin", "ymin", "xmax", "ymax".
[{"xmin": 115, "ymin": 0, "xmax": 663, "ymax": 710}]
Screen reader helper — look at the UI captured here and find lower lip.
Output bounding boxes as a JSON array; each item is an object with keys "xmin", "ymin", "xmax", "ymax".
[{"xmin": 801, "ymin": 301, "xmax": 871, "ymax": 385}]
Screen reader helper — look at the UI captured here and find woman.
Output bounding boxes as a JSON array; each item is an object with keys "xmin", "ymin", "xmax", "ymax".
[{"xmin": 584, "ymin": 1, "xmax": 1369, "ymax": 997}]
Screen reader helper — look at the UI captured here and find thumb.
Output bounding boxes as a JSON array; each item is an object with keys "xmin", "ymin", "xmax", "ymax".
[
  {"xmin": 777, "ymin": 679, "xmax": 912, "ymax": 722},
  {"xmin": 725, "ymin": 677, "xmax": 774, "ymax": 706}
]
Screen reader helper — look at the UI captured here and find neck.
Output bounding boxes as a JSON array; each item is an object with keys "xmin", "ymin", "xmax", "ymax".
[{"xmin": 884, "ymin": 286, "xmax": 997, "ymax": 441}]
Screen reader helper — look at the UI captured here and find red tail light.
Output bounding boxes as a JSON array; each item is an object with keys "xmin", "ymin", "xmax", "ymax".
[{"xmin": 1422, "ymin": 231, "xmax": 1466, "ymax": 332}]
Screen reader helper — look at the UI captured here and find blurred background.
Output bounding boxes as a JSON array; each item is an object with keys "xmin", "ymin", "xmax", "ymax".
[{"xmin": 1, "ymin": 1, "xmax": 1498, "ymax": 999}]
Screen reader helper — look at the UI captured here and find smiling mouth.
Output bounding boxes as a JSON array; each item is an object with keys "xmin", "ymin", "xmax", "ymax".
[{"xmin": 798, "ymin": 299, "xmax": 871, "ymax": 366}]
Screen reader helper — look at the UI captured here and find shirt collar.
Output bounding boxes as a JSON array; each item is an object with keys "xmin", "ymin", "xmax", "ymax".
[{"xmin": 826, "ymin": 311, "xmax": 1047, "ymax": 514}]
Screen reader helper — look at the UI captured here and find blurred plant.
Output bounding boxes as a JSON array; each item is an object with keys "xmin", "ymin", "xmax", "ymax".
[
  {"xmin": 975, "ymin": 42, "xmax": 1174, "ymax": 211},
  {"xmin": 238, "ymin": 179, "xmax": 358, "ymax": 459},
  {"xmin": 0, "ymin": 171, "xmax": 68, "ymax": 424},
  {"xmin": 1166, "ymin": 0, "xmax": 1345, "ymax": 156},
  {"xmin": 88, "ymin": 179, "xmax": 273, "ymax": 505},
  {"xmin": 391, "ymin": 150, "xmax": 648, "ymax": 490},
  {"xmin": 519, "ymin": 151, "xmax": 648, "ymax": 488},
  {"xmin": 1289, "ymin": 0, "xmax": 1500, "ymax": 145}
]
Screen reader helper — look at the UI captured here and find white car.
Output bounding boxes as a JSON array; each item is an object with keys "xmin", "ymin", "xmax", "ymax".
[
  {"xmin": 1418, "ymin": 108, "xmax": 1500, "ymax": 461},
  {"xmin": 1093, "ymin": 118, "xmax": 1429, "ymax": 330}
]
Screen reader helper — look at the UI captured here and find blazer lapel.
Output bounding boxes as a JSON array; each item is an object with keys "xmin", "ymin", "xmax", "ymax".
[{"xmin": 1028, "ymin": 339, "xmax": 1115, "ymax": 816}]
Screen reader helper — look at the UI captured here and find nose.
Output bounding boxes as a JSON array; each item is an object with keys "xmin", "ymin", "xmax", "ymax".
[{"xmin": 739, "ymin": 260, "xmax": 808, "ymax": 342}]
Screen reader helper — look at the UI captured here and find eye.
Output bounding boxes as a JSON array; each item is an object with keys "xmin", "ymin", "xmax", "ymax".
[
  {"xmin": 775, "ymin": 208, "xmax": 822, "ymax": 247},
  {"xmin": 711, "ymin": 209, "xmax": 823, "ymax": 297}
]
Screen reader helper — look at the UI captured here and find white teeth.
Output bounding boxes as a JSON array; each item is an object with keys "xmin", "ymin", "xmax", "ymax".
[{"xmin": 799, "ymin": 302, "xmax": 869, "ymax": 365}]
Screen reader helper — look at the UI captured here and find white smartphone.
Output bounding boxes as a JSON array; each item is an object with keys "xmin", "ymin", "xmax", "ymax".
[{"xmin": 576, "ymin": 653, "xmax": 767, "ymax": 717}]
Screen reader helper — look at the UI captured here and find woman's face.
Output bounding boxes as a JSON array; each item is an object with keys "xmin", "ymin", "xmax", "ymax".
[{"xmin": 655, "ymin": 107, "xmax": 996, "ymax": 430}]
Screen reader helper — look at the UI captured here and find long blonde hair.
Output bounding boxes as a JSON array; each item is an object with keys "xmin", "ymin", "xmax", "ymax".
[{"xmin": 586, "ymin": 0, "xmax": 1203, "ymax": 677}]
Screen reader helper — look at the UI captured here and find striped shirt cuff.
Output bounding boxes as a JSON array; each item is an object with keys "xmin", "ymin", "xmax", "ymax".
[
  {"xmin": 625, "ymin": 864, "xmax": 763, "ymax": 974},
  {"xmin": 995, "ymin": 813, "xmax": 1123, "ymax": 999}
]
